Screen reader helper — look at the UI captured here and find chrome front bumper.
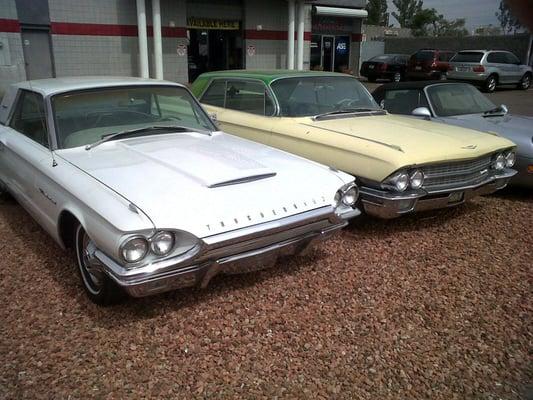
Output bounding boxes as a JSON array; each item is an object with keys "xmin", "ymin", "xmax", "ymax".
[
  {"xmin": 361, "ymin": 169, "xmax": 516, "ymax": 219},
  {"xmin": 93, "ymin": 206, "xmax": 359, "ymax": 297}
]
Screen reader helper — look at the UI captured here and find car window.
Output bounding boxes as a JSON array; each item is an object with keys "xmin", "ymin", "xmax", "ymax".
[
  {"xmin": 413, "ymin": 51, "xmax": 435, "ymax": 61},
  {"xmin": 52, "ymin": 85, "xmax": 216, "ymax": 149},
  {"xmin": 271, "ymin": 76, "xmax": 378, "ymax": 117},
  {"xmin": 225, "ymin": 80, "xmax": 275, "ymax": 116},
  {"xmin": 426, "ymin": 84, "xmax": 496, "ymax": 117},
  {"xmin": 9, "ymin": 90, "xmax": 49, "ymax": 147},
  {"xmin": 201, "ymin": 80, "xmax": 226, "ymax": 107},
  {"xmin": 381, "ymin": 89, "xmax": 426, "ymax": 115},
  {"xmin": 504, "ymin": 52, "xmax": 520, "ymax": 65},
  {"xmin": 487, "ymin": 52, "xmax": 506, "ymax": 64},
  {"xmin": 451, "ymin": 52, "xmax": 484, "ymax": 63}
]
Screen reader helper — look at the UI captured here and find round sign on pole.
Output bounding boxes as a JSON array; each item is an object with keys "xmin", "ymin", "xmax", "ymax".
[{"xmin": 177, "ymin": 44, "xmax": 187, "ymax": 57}]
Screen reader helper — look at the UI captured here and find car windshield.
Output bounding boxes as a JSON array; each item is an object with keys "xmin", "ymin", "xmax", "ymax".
[
  {"xmin": 52, "ymin": 85, "xmax": 216, "ymax": 149},
  {"xmin": 270, "ymin": 76, "xmax": 379, "ymax": 117},
  {"xmin": 451, "ymin": 52, "xmax": 484, "ymax": 63},
  {"xmin": 426, "ymin": 84, "xmax": 496, "ymax": 117}
]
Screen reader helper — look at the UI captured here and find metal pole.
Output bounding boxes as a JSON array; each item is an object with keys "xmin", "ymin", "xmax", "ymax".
[
  {"xmin": 152, "ymin": 0, "xmax": 163, "ymax": 79},
  {"xmin": 296, "ymin": 0, "xmax": 305, "ymax": 70},
  {"xmin": 287, "ymin": 0, "xmax": 295, "ymax": 69},
  {"xmin": 136, "ymin": 0, "xmax": 149, "ymax": 78}
]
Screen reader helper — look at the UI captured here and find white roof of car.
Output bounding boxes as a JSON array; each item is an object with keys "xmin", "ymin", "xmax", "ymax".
[{"xmin": 12, "ymin": 76, "xmax": 183, "ymax": 96}]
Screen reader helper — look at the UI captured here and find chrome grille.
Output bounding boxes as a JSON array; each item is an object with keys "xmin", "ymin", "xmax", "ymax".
[{"xmin": 422, "ymin": 155, "xmax": 493, "ymax": 191}]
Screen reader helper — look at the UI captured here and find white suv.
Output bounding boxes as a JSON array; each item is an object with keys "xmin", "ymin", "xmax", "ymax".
[{"xmin": 448, "ymin": 50, "xmax": 532, "ymax": 93}]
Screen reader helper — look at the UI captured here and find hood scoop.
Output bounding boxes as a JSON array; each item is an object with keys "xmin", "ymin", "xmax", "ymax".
[{"xmin": 208, "ymin": 172, "xmax": 277, "ymax": 188}]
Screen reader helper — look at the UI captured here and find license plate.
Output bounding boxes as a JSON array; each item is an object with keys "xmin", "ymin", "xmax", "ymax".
[
  {"xmin": 448, "ymin": 191, "xmax": 464, "ymax": 204},
  {"xmin": 368, "ymin": 65, "xmax": 374, "ymax": 69},
  {"xmin": 457, "ymin": 66, "xmax": 469, "ymax": 72},
  {"xmin": 415, "ymin": 66, "xmax": 422, "ymax": 71}
]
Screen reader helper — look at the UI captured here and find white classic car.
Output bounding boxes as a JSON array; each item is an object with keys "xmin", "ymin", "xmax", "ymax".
[{"xmin": 0, "ymin": 77, "xmax": 359, "ymax": 305}]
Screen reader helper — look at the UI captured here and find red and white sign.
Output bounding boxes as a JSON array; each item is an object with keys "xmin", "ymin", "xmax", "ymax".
[
  {"xmin": 177, "ymin": 44, "xmax": 187, "ymax": 57},
  {"xmin": 247, "ymin": 45, "xmax": 256, "ymax": 57}
]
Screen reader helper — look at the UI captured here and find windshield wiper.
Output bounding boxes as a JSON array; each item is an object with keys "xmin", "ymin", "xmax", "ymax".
[
  {"xmin": 314, "ymin": 107, "xmax": 385, "ymax": 120},
  {"xmin": 85, "ymin": 125, "xmax": 209, "ymax": 150}
]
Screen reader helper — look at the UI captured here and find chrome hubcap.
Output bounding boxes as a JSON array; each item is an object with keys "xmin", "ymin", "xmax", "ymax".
[
  {"xmin": 522, "ymin": 76, "xmax": 530, "ymax": 88},
  {"xmin": 489, "ymin": 79, "xmax": 496, "ymax": 90},
  {"xmin": 394, "ymin": 73, "xmax": 401, "ymax": 82},
  {"xmin": 79, "ymin": 232, "xmax": 104, "ymax": 292}
]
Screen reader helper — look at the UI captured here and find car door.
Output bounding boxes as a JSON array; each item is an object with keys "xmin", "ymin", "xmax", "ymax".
[
  {"xmin": 503, "ymin": 52, "xmax": 523, "ymax": 83},
  {"xmin": 1, "ymin": 89, "xmax": 58, "ymax": 232},
  {"xmin": 200, "ymin": 78, "xmax": 275, "ymax": 146},
  {"xmin": 488, "ymin": 52, "xmax": 512, "ymax": 83}
]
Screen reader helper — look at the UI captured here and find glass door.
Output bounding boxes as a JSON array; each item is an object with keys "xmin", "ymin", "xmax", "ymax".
[{"xmin": 321, "ymin": 35, "xmax": 335, "ymax": 72}]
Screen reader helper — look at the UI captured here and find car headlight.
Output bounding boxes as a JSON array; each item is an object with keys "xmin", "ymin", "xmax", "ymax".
[
  {"xmin": 493, "ymin": 153, "xmax": 506, "ymax": 170},
  {"xmin": 504, "ymin": 151, "xmax": 515, "ymax": 168},
  {"xmin": 389, "ymin": 171, "xmax": 409, "ymax": 192},
  {"xmin": 409, "ymin": 170, "xmax": 424, "ymax": 189},
  {"xmin": 121, "ymin": 237, "xmax": 149, "ymax": 263},
  {"xmin": 150, "ymin": 231, "xmax": 175, "ymax": 256}
]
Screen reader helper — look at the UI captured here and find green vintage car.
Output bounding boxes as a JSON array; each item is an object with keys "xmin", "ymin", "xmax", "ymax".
[{"xmin": 191, "ymin": 70, "xmax": 516, "ymax": 219}]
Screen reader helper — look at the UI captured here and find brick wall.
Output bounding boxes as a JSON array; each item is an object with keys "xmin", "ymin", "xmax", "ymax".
[
  {"xmin": 0, "ymin": 0, "xmax": 25, "ymax": 95},
  {"xmin": 243, "ymin": 0, "xmax": 311, "ymax": 70},
  {"xmin": 48, "ymin": 0, "xmax": 188, "ymax": 83},
  {"xmin": 384, "ymin": 34, "xmax": 532, "ymax": 64}
]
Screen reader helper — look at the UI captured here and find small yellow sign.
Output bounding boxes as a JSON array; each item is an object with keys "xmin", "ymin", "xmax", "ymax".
[{"xmin": 187, "ymin": 17, "xmax": 240, "ymax": 30}]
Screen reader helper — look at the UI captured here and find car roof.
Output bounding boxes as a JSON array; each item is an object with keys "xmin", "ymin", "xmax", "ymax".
[
  {"xmin": 11, "ymin": 76, "xmax": 183, "ymax": 96},
  {"xmin": 196, "ymin": 69, "xmax": 350, "ymax": 85}
]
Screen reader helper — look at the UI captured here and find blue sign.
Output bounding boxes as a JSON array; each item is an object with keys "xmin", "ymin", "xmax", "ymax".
[{"xmin": 335, "ymin": 38, "xmax": 349, "ymax": 56}]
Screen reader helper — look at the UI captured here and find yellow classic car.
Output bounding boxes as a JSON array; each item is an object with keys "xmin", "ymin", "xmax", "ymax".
[{"xmin": 191, "ymin": 71, "xmax": 517, "ymax": 218}]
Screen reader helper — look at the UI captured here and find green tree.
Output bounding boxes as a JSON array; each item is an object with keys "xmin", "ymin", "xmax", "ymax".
[
  {"xmin": 391, "ymin": 0, "xmax": 423, "ymax": 28},
  {"xmin": 366, "ymin": 0, "xmax": 388, "ymax": 26},
  {"xmin": 495, "ymin": 0, "xmax": 523, "ymax": 34}
]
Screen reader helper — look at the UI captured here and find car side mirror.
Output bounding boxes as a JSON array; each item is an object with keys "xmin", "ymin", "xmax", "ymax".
[{"xmin": 411, "ymin": 107, "xmax": 431, "ymax": 119}]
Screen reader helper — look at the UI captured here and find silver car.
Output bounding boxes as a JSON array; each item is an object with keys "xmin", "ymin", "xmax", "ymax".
[
  {"xmin": 372, "ymin": 81, "xmax": 532, "ymax": 188},
  {"xmin": 448, "ymin": 50, "xmax": 532, "ymax": 93}
]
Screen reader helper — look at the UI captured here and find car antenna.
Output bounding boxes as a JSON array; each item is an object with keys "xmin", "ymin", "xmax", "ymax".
[{"xmin": 27, "ymin": 77, "xmax": 57, "ymax": 167}]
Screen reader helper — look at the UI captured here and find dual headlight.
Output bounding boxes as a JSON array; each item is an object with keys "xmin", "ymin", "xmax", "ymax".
[
  {"xmin": 385, "ymin": 169, "xmax": 425, "ymax": 192},
  {"xmin": 492, "ymin": 150, "xmax": 515, "ymax": 170},
  {"xmin": 121, "ymin": 231, "xmax": 176, "ymax": 263},
  {"xmin": 334, "ymin": 183, "xmax": 359, "ymax": 207}
]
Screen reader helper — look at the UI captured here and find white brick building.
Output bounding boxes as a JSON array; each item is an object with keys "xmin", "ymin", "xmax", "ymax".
[{"xmin": 0, "ymin": 0, "xmax": 367, "ymax": 92}]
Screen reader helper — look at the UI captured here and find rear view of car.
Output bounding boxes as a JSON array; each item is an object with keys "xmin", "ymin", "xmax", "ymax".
[
  {"xmin": 360, "ymin": 54, "xmax": 409, "ymax": 82},
  {"xmin": 406, "ymin": 49, "xmax": 455, "ymax": 80},
  {"xmin": 448, "ymin": 50, "xmax": 532, "ymax": 92}
]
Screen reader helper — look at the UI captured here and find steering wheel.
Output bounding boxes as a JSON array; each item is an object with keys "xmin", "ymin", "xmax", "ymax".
[
  {"xmin": 86, "ymin": 110, "xmax": 153, "ymax": 128},
  {"xmin": 335, "ymin": 98, "xmax": 359, "ymax": 110}
]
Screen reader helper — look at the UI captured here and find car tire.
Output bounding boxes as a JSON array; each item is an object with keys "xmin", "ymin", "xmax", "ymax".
[
  {"xmin": 392, "ymin": 72, "xmax": 402, "ymax": 82},
  {"xmin": 74, "ymin": 224, "xmax": 124, "ymax": 306},
  {"xmin": 439, "ymin": 72, "xmax": 447, "ymax": 80},
  {"xmin": 517, "ymin": 73, "xmax": 531, "ymax": 90},
  {"xmin": 483, "ymin": 75, "xmax": 497, "ymax": 93}
]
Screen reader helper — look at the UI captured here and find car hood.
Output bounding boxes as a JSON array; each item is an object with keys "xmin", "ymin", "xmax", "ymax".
[
  {"xmin": 437, "ymin": 113, "xmax": 533, "ymax": 158},
  {"xmin": 299, "ymin": 113, "xmax": 515, "ymax": 166},
  {"xmin": 57, "ymin": 131, "xmax": 351, "ymax": 238}
]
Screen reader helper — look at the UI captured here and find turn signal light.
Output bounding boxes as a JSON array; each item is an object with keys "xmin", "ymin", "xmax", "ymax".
[
  {"xmin": 473, "ymin": 65, "xmax": 485, "ymax": 72},
  {"xmin": 527, "ymin": 165, "xmax": 533, "ymax": 174}
]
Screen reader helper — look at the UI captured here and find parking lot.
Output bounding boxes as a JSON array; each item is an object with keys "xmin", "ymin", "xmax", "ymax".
[{"xmin": 0, "ymin": 88, "xmax": 532, "ymax": 400}]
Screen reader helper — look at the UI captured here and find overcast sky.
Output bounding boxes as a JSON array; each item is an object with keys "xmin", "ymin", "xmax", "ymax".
[{"xmin": 386, "ymin": 0, "xmax": 501, "ymax": 31}]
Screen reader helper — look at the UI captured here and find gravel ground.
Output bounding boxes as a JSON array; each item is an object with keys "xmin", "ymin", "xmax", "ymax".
[{"xmin": 0, "ymin": 189, "xmax": 531, "ymax": 399}]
